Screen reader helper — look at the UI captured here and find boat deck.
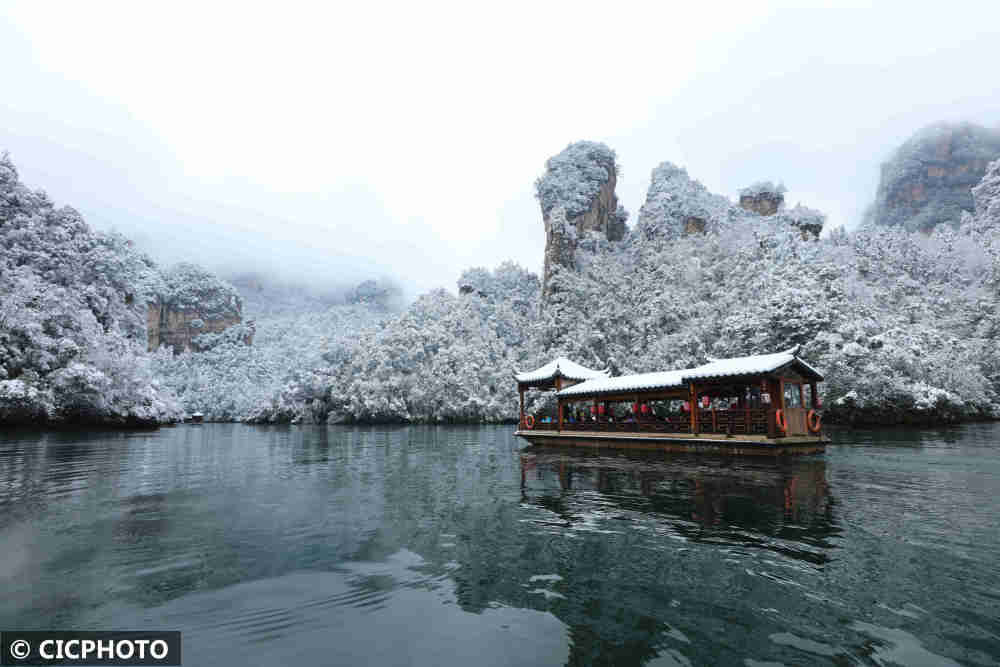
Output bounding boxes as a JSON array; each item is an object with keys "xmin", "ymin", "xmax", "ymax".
[{"xmin": 515, "ymin": 429, "xmax": 827, "ymax": 455}]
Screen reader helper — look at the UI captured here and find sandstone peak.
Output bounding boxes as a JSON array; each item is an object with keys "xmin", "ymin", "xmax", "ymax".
[
  {"xmin": 868, "ymin": 122, "xmax": 1000, "ymax": 232},
  {"xmin": 634, "ymin": 162, "xmax": 732, "ymax": 241},
  {"xmin": 536, "ymin": 141, "xmax": 627, "ymax": 301},
  {"xmin": 739, "ymin": 181, "xmax": 786, "ymax": 216}
]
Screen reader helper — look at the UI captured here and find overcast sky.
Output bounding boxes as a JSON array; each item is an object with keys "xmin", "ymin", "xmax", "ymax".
[{"xmin": 2, "ymin": 1, "xmax": 998, "ymax": 297}]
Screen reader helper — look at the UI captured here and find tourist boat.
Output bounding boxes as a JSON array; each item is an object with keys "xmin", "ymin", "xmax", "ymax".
[{"xmin": 514, "ymin": 347, "xmax": 828, "ymax": 454}]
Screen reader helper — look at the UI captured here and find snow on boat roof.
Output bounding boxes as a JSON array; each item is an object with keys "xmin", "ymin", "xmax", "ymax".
[
  {"xmin": 557, "ymin": 347, "xmax": 822, "ymax": 397},
  {"xmin": 515, "ymin": 357, "xmax": 610, "ymax": 384},
  {"xmin": 684, "ymin": 347, "xmax": 821, "ymax": 381},
  {"xmin": 558, "ymin": 369, "xmax": 687, "ymax": 397}
]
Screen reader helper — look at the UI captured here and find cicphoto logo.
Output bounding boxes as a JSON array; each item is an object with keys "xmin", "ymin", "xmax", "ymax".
[{"xmin": 1, "ymin": 632, "xmax": 181, "ymax": 666}]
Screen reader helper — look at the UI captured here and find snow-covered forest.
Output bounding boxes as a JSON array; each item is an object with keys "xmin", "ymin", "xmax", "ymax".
[
  {"xmin": 0, "ymin": 153, "xmax": 180, "ymax": 425},
  {"xmin": 255, "ymin": 145, "xmax": 1000, "ymax": 426},
  {"xmin": 150, "ymin": 303, "xmax": 386, "ymax": 421},
  {"xmin": 4, "ymin": 142, "xmax": 1000, "ymax": 427}
]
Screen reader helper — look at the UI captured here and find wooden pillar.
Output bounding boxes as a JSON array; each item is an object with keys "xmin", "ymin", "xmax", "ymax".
[
  {"xmin": 555, "ymin": 376, "xmax": 563, "ymax": 432},
  {"xmin": 798, "ymin": 383, "xmax": 805, "ymax": 409},
  {"xmin": 744, "ymin": 384, "xmax": 751, "ymax": 434},
  {"xmin": 775, "ymin": 379, "xmax": 786, "ymax": 438},
  {"xmin": 767, "ymin": 378, "xmax": 778, "ymax": 438},
  {"xmin": 711, "ymin": 407, "xmax": 717, "ymax": 433},
  {"xmin": 519, "ymin": 386, "xmax": 525, "ymax": 429},
  {"xmin": 809, "ymin": 381, "xmax": 818, "ymax": 408},
  {"xmin": 635, "ymin": 394, "xmax": 641, "ymax": 431},
  {"xmin": 689, "ymin": 383, "xmax": 698, "ymax": 433}
]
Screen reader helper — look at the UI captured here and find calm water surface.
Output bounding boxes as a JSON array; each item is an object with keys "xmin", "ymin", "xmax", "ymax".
[{"xmin": 1, "ymin": 424, "xmax": 999, "ymax": 665}]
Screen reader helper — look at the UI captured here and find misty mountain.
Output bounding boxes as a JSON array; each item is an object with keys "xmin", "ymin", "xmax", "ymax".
[{"xmin": 866, "ymin": 122, "xmax": 1000, "ymax": 232}]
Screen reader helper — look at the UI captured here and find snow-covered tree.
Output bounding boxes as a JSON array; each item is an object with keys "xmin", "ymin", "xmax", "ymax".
[{"xmin": 0, "ymin": 152, "xmax": 181, "ymax": 425}]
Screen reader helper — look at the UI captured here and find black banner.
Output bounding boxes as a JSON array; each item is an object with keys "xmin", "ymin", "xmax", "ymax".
[{"xmin": 1, "ymin": 632, "xmax": 181, "ymax": 666}]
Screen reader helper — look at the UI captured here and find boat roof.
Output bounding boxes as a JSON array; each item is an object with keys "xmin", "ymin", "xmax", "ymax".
[
  {"xmin": 515, "ymin": 357, "xmax": 610, "ymax": 385},
  {"xmin": 558, "ymin": 347, "xmax": 822, "ymax": 398},
  {"xmin": 557, "ymin": 369, "xmax": 688, "ymax": 397},
  {"xmin": 685, "ymin": 347, "xmax": 822, "ymax": 381}
]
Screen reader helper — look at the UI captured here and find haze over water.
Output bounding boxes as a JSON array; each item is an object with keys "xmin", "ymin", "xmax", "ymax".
[{"xmin": 1, "ymin": 424, "xmax": 998, "ymax": 665}]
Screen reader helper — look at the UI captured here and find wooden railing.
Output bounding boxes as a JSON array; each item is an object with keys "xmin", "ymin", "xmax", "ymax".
[
  {"xmin": 524, "ymin": 410, "xmax": 769, "ymax": 435},
  {"xmin": 559, "ymin": 418, "xmax": 692, "ymax": 434},
  {"xmin": 697, "ymin": 409, "xmax": 769, "ymax": 435}
]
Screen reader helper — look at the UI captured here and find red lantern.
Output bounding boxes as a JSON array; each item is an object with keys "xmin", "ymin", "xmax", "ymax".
[
  {"xmin": 632, "ymin": 402, "xmax": 640, "ymax": 413},
  {"xmin": 640, "ymin": 404, "xmax": 650, "ymax": 414},
  {"xmin": 682, "ymin": 401, "xmax": 690, "ymax": 412},
  {"xmin": 598, "ymin": 404, "xmax": 606, "ymax": 415},
  {"xmin": 702, "ymin": 396, "xmax": 710, "ymax": 408},
  {"xmin": 590, "ymin": 405, "xmax": 597, "ymax": 414}
]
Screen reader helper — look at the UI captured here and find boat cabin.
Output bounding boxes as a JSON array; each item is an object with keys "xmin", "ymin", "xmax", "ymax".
[{"xmin": 514, "ymin": 347, "xmax": 826, "ymax": 452}]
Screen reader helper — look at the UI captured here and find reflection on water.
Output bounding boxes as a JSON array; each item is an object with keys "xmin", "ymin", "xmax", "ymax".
[
  {"xmin": 1, "ymin": 424, "xmax": 998, "ymax": 665},
  {"xmin": 521, "ymin": 450, "xmax": 836, "ymax": 564}
]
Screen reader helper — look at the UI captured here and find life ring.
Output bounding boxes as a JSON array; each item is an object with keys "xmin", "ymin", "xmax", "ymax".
[
  {"xmin": 524, "ymin": 415, "xmax": 535, "ymax": 429},
  {"xmin": 775, "ymin": 409, "xmax": 787, "ymax": 433},
  {"xmin": 807, "ymin": 409, "xmax": 821, "ymax": 433}
]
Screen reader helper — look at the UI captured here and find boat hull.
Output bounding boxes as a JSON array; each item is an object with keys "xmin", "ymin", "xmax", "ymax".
[{"xmin": 515, "ymin": 429, "xmax": 827, "ymax": 455}]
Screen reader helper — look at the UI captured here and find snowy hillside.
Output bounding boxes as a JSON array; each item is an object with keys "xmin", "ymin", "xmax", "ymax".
[
  {"xmin": 250, "ymin": 262, "xmax": 540, "ymax": 423},
  {"xmin": 0, "ymin": 153, "xmax": 181, "ymax": 425},
  {"xmin": 5, "ymin": 143, "xmax": 1000, "ymax": 428},
  {"xmin": 257, "ymin": 148, "xmax": 1000, "ymax": 426},
  {"xmin": 150, "ymin": 302, "xmax": 386, "ymax": 421}
]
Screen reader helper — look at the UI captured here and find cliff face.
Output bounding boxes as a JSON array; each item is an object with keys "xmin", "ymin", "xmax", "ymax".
[
  {"xmin": 148, "ymin": 263, "xmax": 245, "ymax": 353},
  {"xmin": 869, "ymin": 122, "xmax": 1000, "ymax": 232},
  {"xmin": 535, "ymin": 142, "xmax": 626, "ymax": 301},
  {"xmin": 146, "ymin": 302, "xmax": 246, "ymax": 353},
  {"xmin": 738, "ymin": 182, "xmax": 786, "ymax": 216}
]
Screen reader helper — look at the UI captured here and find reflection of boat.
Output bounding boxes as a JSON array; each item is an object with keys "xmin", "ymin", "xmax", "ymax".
[
  {"xmin": 520, "ymin": 448, "xmax": 835, "ymax": 552},
  {"xmin": 503, "ymin": 447, "xmax": 840, "ymax": 664},
  {"xmin": 185, "ymin": 412, "xmax": 204, "ymax": 424},
  {"xmin": 514, "ymin": 348, "xmax": 828, "ymax": 454}
]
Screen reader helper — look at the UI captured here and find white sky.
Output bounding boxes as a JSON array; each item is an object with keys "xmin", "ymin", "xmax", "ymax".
[{"xmin": 2, "ymin": 1, "xmax": 999, "ymax": 296}]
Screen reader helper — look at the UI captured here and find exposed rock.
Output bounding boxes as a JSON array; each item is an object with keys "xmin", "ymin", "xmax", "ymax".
[
  {"xmin": 775, "ymin": 204, "xmax": 825, "ymax": 240},
  {"xmin": 633, "ymin": 162, "xmax": 735, "ymax": 241},
  {"xmin": 683, "ymin": 216, "xmax": 706, "ymax": 235},
  {"xmin": 868, "ymin": 122, "xmax": 1000, "ymax": 232},
  {"xmin": 148, "ymin": 263, "xmax": 244, "ymax": 353},
  {"xmin": 738, "ymin": 181, "xmax": 786, "ymax": 216},
  {"xmin": 535, "ymin": 141, "xmax": 626, "ymax": 300}
]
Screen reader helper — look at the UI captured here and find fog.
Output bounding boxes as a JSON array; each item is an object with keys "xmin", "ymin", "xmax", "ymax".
[{"xmin": 2, "ymin": 1, "xmax": 998, "ymax": 298}]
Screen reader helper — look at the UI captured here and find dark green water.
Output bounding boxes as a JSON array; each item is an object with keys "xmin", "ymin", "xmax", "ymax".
[{"xmin": 1, "ymin": 424, "xmax": 998, "ymax": 666}]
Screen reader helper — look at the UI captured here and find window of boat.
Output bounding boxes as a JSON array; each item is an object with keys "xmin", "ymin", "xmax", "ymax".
[{"xmin": 784, "ymin": 383, "xmax": 803, "ymax": 408}]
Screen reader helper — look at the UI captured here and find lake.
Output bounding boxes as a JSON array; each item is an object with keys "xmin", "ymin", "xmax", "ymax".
[{"xmin": 1, "ymin": 424, "xmax": 998, "ymax": 665}]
